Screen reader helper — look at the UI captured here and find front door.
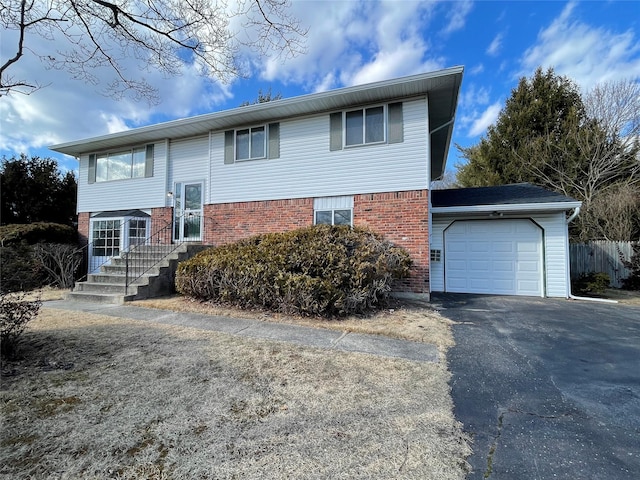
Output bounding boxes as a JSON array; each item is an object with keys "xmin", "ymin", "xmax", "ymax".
[{"xmin": 174, "ymin": 182, "xmax": 203, "ymax": 241}]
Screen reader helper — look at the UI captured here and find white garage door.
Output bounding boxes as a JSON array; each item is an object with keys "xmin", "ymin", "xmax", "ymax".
[{"xmin": 444, "ymin": 219, "xmax": 543, "ymax": 296}]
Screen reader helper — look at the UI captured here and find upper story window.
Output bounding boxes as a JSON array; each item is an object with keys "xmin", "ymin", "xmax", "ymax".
[
  {"xmin": 236, "ymin": 126, "xmax": 266, "ymax": 160},
  {"xmin": 345, "ymin": 106, "xmax": 385, "ymax": 146},
  {"xmin": 88, "ymin": 145, "xmax": 154, "ymax": 184},
  {"xmin": 224, "ymin": 123, "xmax": 280, "ymax": 164},
  {"xmin": 330, "ymin": 102, "xmax": 403, "ymax": 151}
]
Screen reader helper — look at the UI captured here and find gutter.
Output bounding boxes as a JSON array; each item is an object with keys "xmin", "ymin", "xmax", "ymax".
[
  {"xmin": 431, "ymin": 201, "xmax": 582, "ymax": 214},
  {"xmin": 564, "ymin": 206, "xmax": 618, "ymax": 303}
]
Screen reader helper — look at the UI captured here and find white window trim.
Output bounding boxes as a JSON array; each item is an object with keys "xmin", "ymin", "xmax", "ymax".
[
  {"xmin": 344, "ymin": 104, "xmax": 386, "ymax": 148},
  {"xmin": 314, "ymin": 196, "xmax": 354, "ymax": 226},
  {"xmin": 314, "ymin": 208, "xmax": 353, "ymax": 226},
  {"xmin": 235, "ymin": 125, "xmax": 267, "ymax": 161},
  {"xmin": 89, "ymin": 215, "xmax": 151, "ymax": 253},
  {"xmin": 94, "ymin": 146, "xmax": 147, "ymax": 182}
]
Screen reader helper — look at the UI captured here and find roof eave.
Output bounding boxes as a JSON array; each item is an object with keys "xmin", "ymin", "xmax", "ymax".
[
  {"xmin": 431, "ymin": 201, "xmax": 583, "ymax": 214},
  {"xmin": 50, "ymin": 66, "xmax": 464, "ymax": 158}
]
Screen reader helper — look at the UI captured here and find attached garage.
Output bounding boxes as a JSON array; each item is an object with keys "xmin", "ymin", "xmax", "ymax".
[
  {"xmin": 444, "ymin": 219, "xmax": 543, "ymax": 296},
  {"xmin": 430, "ymin": 184, "xmax": 581, "ymax": 298}
]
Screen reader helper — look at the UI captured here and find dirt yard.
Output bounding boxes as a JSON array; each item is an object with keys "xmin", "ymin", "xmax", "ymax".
[{"xmin": 1, "ymin": 300, "xmax": 472, "ymax": 479}]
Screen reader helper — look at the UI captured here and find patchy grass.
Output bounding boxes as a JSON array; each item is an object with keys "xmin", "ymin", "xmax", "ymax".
[
  {"xmin": 601, "ymin": 288, "xmax": 640, "ymax": 306},
  {"xmin": 1, "ymin": 307, "xmax": 471, "ymax": 479},
  {"xmin": 570, "ymin": 288, "xmax": 640, "ymax": 306},
  {"xmin": 133, "ymin": 295, "xmax": 454, "ymax": 355},
  {"xmin": 21, "ymin": 287, "xmax": 69, "ymax": 302}
]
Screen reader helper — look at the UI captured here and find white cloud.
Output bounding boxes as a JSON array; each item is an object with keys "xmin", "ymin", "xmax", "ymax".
[
  {"xmin": 0, "ymin": 22, "xmax": 233, "ymax": 160},
  {"xmin": 470, "ymin": 64, "xmax": 484, "ymax": 75},
  {"xmin": 520, "ymin": 1, "xmax": 640, "ymax": 89},
  {"xmin": 486, "ymin": 33, "xmax": 503, "ymax": 56},
  {"xmin": 460, "ymin": 84, "xmax": 491, "ymax": 108},
  {"xmin": 468, "ymin": 102, "xmax": 501, "ymax": 137},
  {"xmin": 441, "ymin": 0, "xmax": 473, "ymax": 35},
  {"xmin": 258, "ymin": 1, "xmax": 365, "ymax": 88},
  {"xmin": 258, "ymin": 1, "xmax": 444, "ymax": 90}
]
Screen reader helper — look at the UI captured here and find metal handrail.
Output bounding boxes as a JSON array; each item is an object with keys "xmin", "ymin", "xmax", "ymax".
[
  {"xmin": 75, "ymin": 216, "xmax": 152, "ymax": 284},
  {"xmin": 123, "ymin": 212, "xmax": 202, "ymax": 294}
]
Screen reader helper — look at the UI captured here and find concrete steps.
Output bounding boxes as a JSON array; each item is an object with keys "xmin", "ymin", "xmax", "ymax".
[{"xmin": 67, "ymin": 243, "xmax": 207, "ymax": 304}]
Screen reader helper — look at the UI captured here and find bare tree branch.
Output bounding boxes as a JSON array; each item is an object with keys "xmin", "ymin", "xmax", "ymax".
[
  {"xmin": 0, "ymin": 0, "xmax": 307, "ymax": 101},
  {"xmin": 515, "ymin": 79, "xmax": 640, "ymax": 241}
]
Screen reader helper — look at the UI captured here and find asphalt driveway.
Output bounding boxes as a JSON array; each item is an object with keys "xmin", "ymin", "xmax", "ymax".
[{"xmin": 433, "ymin": 293, "xmax": 640, "ymax": 480}]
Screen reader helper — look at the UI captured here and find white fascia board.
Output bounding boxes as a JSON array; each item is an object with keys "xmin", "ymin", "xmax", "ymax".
[{"xmin": 431, "ymin": 201, "xmax": 582, "ymax": 214}]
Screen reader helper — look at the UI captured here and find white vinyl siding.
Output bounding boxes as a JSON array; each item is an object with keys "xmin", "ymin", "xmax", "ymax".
[
  {"xmin": 430, "ymin": 212, "xmax": 572, "ymax": 298},
  {"xmin": 211, "ymin": 99, "xmax": 427, "ymax": 204},
  {"xmin": 168, "ymin": 136, "xmax": 210, "ymax": 202},
  {"xmin": 77, "ymin": 142, "xmax": 167, "ymax": 212}
]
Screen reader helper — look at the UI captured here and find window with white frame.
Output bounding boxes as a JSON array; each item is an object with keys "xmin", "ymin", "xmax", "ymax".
[
  {"xmin": 89, "ymin": 145, "xmax": 153, "ymax": 183},
  {"xmin": 91, "ymin": 219, "xmax": 122, "ymax": 257},
  {"xmin": 236, "ymin": 126, "xmax": 266, "ymax": 160},
  {"xmin": 345, "ymin": 106, "xmax": 385, "ymax": 146},
  {"xmin": 96, "ymin": 148, "xmax": 145, "ymax": 182},
  {"xmin": 329, "ymin": 103, "xmax": 402, "ymax": 152},
  {"xmin": 315, "ymin": 209, "xmax": 352, "ymax": 226},
  {"xmin": 314, "ymin": 196, "xmax": 354, "ymax": 226}
]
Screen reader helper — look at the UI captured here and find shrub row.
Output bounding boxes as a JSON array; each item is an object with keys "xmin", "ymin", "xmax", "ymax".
[
  {"xmin": 0, "ymin": 223, "xmax": 80, "ymax": 293},
  {"xmin": 0, "ymin": 222, "xmax": 77, "ymax": 247},
  {"xmin": 175, "ymin": 225, "xmax": 412, "ymax": 317}
]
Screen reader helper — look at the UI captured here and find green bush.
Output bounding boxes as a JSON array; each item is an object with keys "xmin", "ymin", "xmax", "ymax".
[
  {"xmin": 0, "ymin": 292, "xmax": 41, "ymax": 358},
  {"xmin": 572, "ymin": 272, "xmax": 611, "ymax": 296},
  {"xmin": 176, "ymin": 225, "xmax": 412, "ymax": 317},
  {"xmin": 0, "ymin": 222, "xmax": 77, "ymax": 247}
]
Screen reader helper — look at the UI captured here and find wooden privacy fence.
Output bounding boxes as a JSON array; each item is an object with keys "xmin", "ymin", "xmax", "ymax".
[{"xmin": 570, "ymin": 241, "xmax": 636, "ymax": 288}]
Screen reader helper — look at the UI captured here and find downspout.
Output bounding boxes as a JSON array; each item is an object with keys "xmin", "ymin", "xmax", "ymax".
[
  {"xmin": 566, "ymin": 206, "xmax": 580, "ymax": 224},
  {"xmin": 426, "ymin": 96, "xmax": 433, "ymax": 299},
  {"xmin": 565, "ymin": 206, "xmax": 618, "ymax": 303}
]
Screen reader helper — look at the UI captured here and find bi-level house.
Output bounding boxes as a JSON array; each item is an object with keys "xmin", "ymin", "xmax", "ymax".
[{"xmin": 51, "ymin": 66, "xmax": 581, "ymax": 302}]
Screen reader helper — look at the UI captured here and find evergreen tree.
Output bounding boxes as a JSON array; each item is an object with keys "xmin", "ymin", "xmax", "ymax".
[
  {"xmin": 456, "ymin": 67, "xmax": 586, "ymax": 187},
  {"xmin": 456, "ymin": 68, "xmax": 639, "ymax": 241},
  {"xmin": 1, "ymin": 155, "xmax": 77, "ymax": 226}
]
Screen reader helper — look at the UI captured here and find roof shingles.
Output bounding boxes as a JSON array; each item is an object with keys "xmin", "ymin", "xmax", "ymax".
[{"xmin": 431, "ymin": 183, "xmax": 579, "ymax": 208}]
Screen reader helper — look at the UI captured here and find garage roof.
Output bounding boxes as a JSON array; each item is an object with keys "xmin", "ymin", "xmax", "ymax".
[
  {"xmin": 50, "ymin": 66, "xmax": 464, "ymax": 180},
  {"xmin": 432, "ymin": 183, "xmax": 581, "ymax": 212}
]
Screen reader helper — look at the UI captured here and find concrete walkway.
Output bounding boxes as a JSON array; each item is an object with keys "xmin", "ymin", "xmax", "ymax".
[{"xmin": 43, "ymin": 300, "xmax": 439, "ymax": 363}]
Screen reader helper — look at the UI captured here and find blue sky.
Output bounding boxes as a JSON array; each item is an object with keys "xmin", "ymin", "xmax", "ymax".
[{"xmin": 1, "ymin": 0, "xmax": 639, "ymax": 178}]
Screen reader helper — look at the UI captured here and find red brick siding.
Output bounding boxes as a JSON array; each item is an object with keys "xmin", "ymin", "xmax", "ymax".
[
  {"xmin": 203, "ymin": 198, "xmax": 313, "ymax": 245},
  {"xmin": 151, "ymin": 207, "xmax": 174, "ymax": 244},
  {"xmin": 353, "ymin": 190, "xmax": 429, "ymax": 293},
  {"xmin": 77, "ymin": 212, "xmax": 90, "ymax": 245},
  {"xmin": 77, "ymin": 189, "xmax": 430, "ymax": 294},
  {"xmin": 201, "ymin": 190, "xmax": 429, "ymax": 294}
]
